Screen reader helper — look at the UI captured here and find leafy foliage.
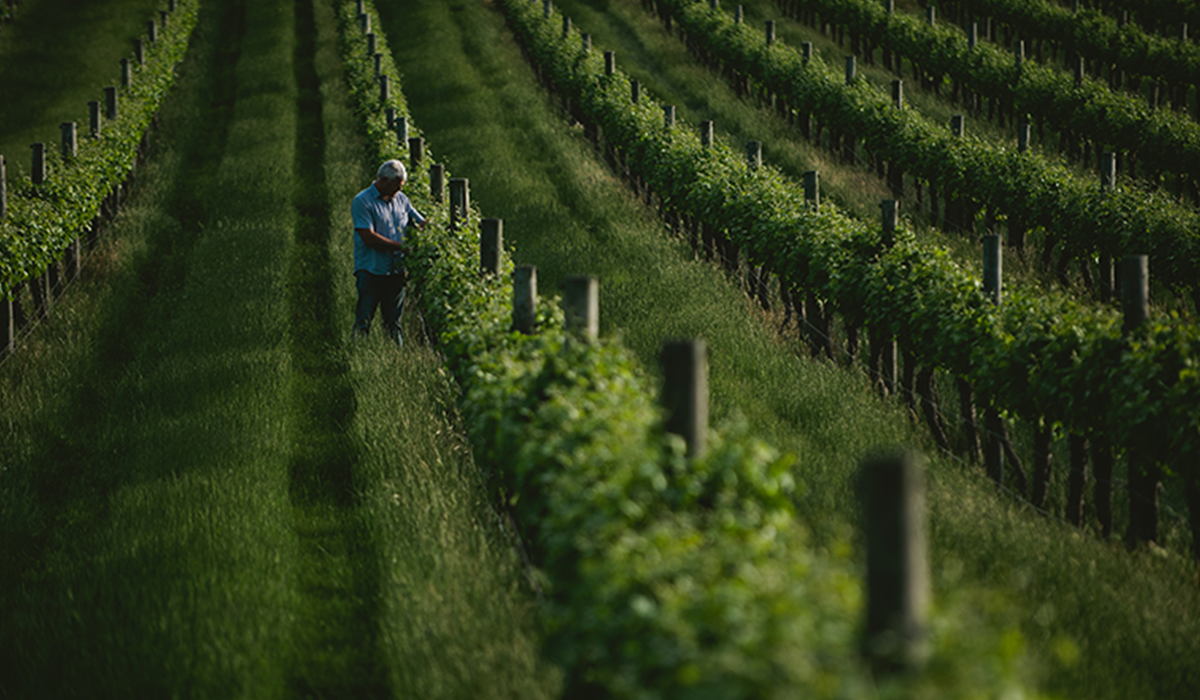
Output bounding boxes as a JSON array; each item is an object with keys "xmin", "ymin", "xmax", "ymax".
[
  {"xmin": 340, "ymin": 0, "xmax": 1049, "ymax": 696},
  {"xmin": 0, "ymin": 0, "xmax": 199, "ymax": 297}
]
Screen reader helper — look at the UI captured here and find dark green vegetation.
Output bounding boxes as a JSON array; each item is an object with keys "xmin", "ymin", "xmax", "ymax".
[
  {"xmin": 2, "ymin": 0, "xmax": 1199, "ymax": 697},
  {"xmin": 0, "ymin": 0, "xmax": 557, "ymax": 696},
  {"xmin": 0, "ymin": 0, "xmax": 165, "ymax": 163},
  {"xmin": 381, "ymin": 0, "xmax": 1200, "ymax": 698}
]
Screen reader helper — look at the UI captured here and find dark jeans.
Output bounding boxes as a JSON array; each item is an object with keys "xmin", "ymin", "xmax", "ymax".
[{"xmin": 353, "ymin": 270, "xmax": 406, "ymax": 343}]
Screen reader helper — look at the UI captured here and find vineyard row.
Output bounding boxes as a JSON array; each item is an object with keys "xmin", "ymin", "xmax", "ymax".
[
  {"xmin": 0, "ymin": 0, "xmax": 198, "ymax": 354},
  {"xmin": 511, "ymin": 0, "xmax": 1200, "ymax": 554}
]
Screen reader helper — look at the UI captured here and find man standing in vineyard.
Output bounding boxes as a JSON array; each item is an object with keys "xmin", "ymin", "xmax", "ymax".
[{"xmin": 351, "ymin": 159, "xmax": 426, "ymax": 345}]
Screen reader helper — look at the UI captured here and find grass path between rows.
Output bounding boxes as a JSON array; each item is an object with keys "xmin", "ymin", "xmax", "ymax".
[
  {"xmin": 380, "ymin": 1, "xmax": 1200, "ymax": 698},
  {"xmin": 0, "ymin": 0, "xmax": 557, "ymax": 696}
]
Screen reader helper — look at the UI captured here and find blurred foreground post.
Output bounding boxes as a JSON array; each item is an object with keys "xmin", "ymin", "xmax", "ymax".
[{"xmin": 660, "ymin": 339, "xmax": 708, "ymax": 458}]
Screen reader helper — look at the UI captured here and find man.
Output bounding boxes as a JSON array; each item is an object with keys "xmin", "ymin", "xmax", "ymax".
[{"xmin": 351, "ymin": 159, "xmax": 427, "ymax": 345}]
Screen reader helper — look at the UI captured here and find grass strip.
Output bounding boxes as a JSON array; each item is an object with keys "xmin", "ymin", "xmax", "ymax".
[{"xmin": 385, "ymin": 1, "xmax": 1200, "ymax": 698}]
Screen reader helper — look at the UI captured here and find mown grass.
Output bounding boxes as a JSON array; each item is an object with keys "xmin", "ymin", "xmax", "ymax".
[
  {"xmin": 0, "ymin": 0, "xmax": 165, "ymax": 166},
  {"xmin": 380, "ymin": 1, "xmax": 1200, "ymax": 698},
  {"xmin": 1, "ymin": 0, "xmax": 559, "ymax": 696}
]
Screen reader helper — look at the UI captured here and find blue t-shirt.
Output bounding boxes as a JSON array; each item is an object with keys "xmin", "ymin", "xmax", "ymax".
[{"xmin": 351, "ymin": 182, "xmax": 425, "ymax": 276}]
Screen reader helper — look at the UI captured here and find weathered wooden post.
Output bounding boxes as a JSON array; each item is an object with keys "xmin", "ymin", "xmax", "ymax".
[
  {"xmin": 661, "ymin": 338, "xmax": 708, "ymax": 459},
  {"xmin": 147, "ymin": 19, "xmax": 157, "ymax": 45},
  {"xmin": 359, "ymin": 11, "xmax": 370, "ymax": 34},
  {"xmin": 861, "ymin": 450, "xmax": 930, "ymax": 677},
  {"xmin": 926, "ymin": 5, "xmax": 935, "ymax": 25},
  {"xmin": 700, "ymin": 120, "xmax": 714, "ymax": 148},
  {"xmin": 746, "ymin": 140, "xmax": 762, "ymax": 170},
  {"xmin": 1074, "ymin": 56, "xmax": 1085, "ymax": 87},
  {"xmin": 29, "ymin": 267, "xmax": 50, "ymax": 320},
  {"xmin": 121, "ymin": 58, "xmax": 131, "ymax": 88},
  {"xmin": 374, "ymin": 53, "xmax": 383, "ymax": 77},
  {"xmin": 873, "ymin": 200, "xmax": 898, "ymax": 395},
  {"xmin": 60, "ymin": 122, "xmax": 77, "ymax": 160},
  {"xmin": 428, "ymin": 162, "xmax": 444, "ymax": 203},
  {"xmin": 562, "ymin": 15, "xmax": 570, "ymax": 38},
  {"xmin": 379, "ymin": 74, "xmax": 389, "ymax": 103},
  {"xmin": 631, "ymin": 78, "xmax": 640, "ymax": 104},
  {"xmin": 449, "ymin": 178, "xmax": 470, "ymax": 231},
  {"xmin": 801, "ymin": 41, "xmax": 812, "ymax": 65},
  {"xmin": 765, "ymin": 20, "xmax": 775, "ymax": 46},
  {"xmin": 983, "ymin": 234, "xmax": 1002, "ymax": 306},
  {"xmin": 159, "ymin": 9, "xmax": 168, "ymax": 29},
  {"xmin": 663, "ymin": 105, "xmax": 675, "ymax": 128},
  {"xmin": 892, "ymin": 79, "xmax": 903, "ymax": 109},
  {"xmin": 1014, "ymin": 40, "xmax": 1025, "ymax": 70},
  {"xmin": 134, "ymin": 38, "xmax": 145, "ymax": 66},
  {"xmin": 105, "ymin": 86, "xmax": 118, "ymax": 120},
  {"xmin": 1017, "ymin": 120, "xmax": 1030, "ymax": 153},
  {"xmin": 1121, "ymin": 255, "xmax": 1161, "ymax": 547},
  {"xmin": 367, "ymin": 32, "xmax": 376, "ymax": 56},
  {"xmin": 409, "ymin": 136, "xmax": 424, "ymax": 172},
  {"xmin": 604, "ymin": 50, "xmax": 615, "ymax": 76},
  {"xmin": 581, "ymin": 33, "xmax": 591, "ymax": 51},
  {"xmin": 89, "ymin": 100, "xmax": 101, "ymax": 138},
  {"xmin": 480, "ymin": 218, "xmax": 503, "ymax": 276},
  {"xmin": 355, "ymin": 0, "xmax": 364, "ymax": 15},
  {"xmin": 968, "ymin": 22, "xmax": 978, "ymax": 49},
  {"xmin": 803, "ymin": 170, "xmax": 819, "ymax": 210},
  {"xmin": 543, "ymin": 0, "xmax": 552, "ymax": 20},
  {"xmin": 0, "ymin": 155, "xmax": 6, "ymax": 221},
  {"xmin": 1097, "ymin": 153, "xmax": 1116, "ymax": 302},
  {"xmin": 950, "ymin": 114, "xmax": 964, "ymax": 138},
  {"xmin": 512, "ymin": 265, "xmax": 537, "ymax": 334},
  {"xmin": 709, "ymin": 0, "xmax": 719, "ymax": 9},
  {"xmin": 735, "ymin": 5, "xmax": 743, "ymax": 24},
  {"xmin": 31, "ymin": 142, "xmax": 45, "ymax": 185},
  {"xmin": 564, "ymin": 275, "xmax": 599, "ymax": 342},
  {"xmin": 982, "ymin": 233, "xmax": 1005, "ymax": 486},
  {"xmin": 845, "ymin": 55, "xmax": 856, "ymax": 84},
  {"xmin": 396, "ymin": 116, "xmax": 409, "ymax": 147}
]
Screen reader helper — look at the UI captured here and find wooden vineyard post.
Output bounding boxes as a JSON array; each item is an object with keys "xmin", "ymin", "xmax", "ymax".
[
  {"xmin": 803, "ymin": 170, "xmax": 819, "ymax": 210},
  {"xmin": 89, "ymin": 100, "xmax": 101, "ymax": 138},
  {"xmin": 861, "ymin": 450, "xmax": 929, "ymax": 677},
  {"xmin": 31, "ymin": 142, "xmax": 45, "ymax": 185},
  {"xmin": 982, "ymin": 235, "xmax": 1004, "ymax": 488},
  {"xmin": 871, "ymin": 201, "xmax": 898, "ymax": 395},
  {"xmin": 562, "ymin": 15, "xmax": 570, "ymax": 39},
  {"xmin": 746, "ymin": 140, "xmax": 761, "ymax": 170},
  {"xmin": 449, "ymin": 178, "xmax": 469, "ymax": 231},
  {"xmin": 663, "ymin": 105, "xmax": 675, "ymax": 128},
  {"xmin": 61, "ymin": 122, "xmax": 77, "ymax": 160},
  {"xmin": 512, "ymin": 265, "xmax": 537, "ymax": 335},
  {"xmin": 543, "ymin": 0, "xmax": 552, "ymax": 20},
  {"xmin": 1098, "ymin": 153, "xmax": 1116, "ymax": 302},
  {"xmin": 950, "ymin": 114, "xmax": 964, "ymax": 138},
  {"xmin": 1122, "ymin": 255, "xmax": 1162, "ymax": 548},
  {"xmin": 480, "ymin": 218, "xmax": 503, "ymax": 276},
  {"xmin": 29, "ymin": 267, "xmax": 51, "ymax": 321},
  {"xmin": 735, "ymin": 5, "xmax": 743, "ymax": 24},
  {"xmin": 147, "ymin": 19, "xmax": 157, "ymax": 45},
  {"xmin": 428, "ymin": 162, "xmax": 443, "ymax": 203},
  {"xmin": 604, "ymin": 50, "xmax": 615, "ymax": 77},
  {"xmin": 801, "ymin": 41, "xmax": 812, "ymax": 65},
  {"xmin": 983, "ymin": 234, "xmax": 1002, "ymax": 306},
  {"xmin": 395, "ymin": 116, "xmax": 408, "ymax": 148},
  {"xmin": 105, "ymin": 86, "xmax": 118, "ymax": 120},
  {"xmin": 1017, "ymin": 120, "xmax": 1030, "ymax": 153},
  {"xmin": 359, "ymin": 11, "xmax": 370, "ymax": 34},
  {"xmin": 408, "ymin": 136, "xmax": 424, "ymax": 173},
  {"xmin": 379, "ymin": 74, "xmax": 389, "ymax": 104},
  {"xmin": 121, "ymin": 58, "xmax": 131, "ymax": 88},
  {"xmin": 367, "ymin": 32, "xmax": 375, "ymax": 56},
  {"xmin": 135, "ymin": 38, "xmax": 145, "ymax": 66},
  {"xmin": 564, "ymin": 275, "xmax": 599, "ymax": 343},
  {"xmin": 660, "ymin": 339, "xmax": 708, "ymax": 459},
  {"xmin": 373, "ymin": 53, "xmax": 382, "ymax": 77},
  {"xmin": 1, "ymin": 154, "xmax": 6, "ymax": 221},
  {"xmin": 700, "ymin": 120, "xmax": 714, "ymax": 148},
  {"xmin": 765, "ymin": 20, "xmax": 774, "ymax": 47},
  {"xmin": 631, "ymin": 78, "xmax": 640, "ymax": 104}
]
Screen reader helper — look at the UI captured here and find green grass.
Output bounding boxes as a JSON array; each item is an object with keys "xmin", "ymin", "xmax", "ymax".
[
  {"xmin": 0, "ymin": 0, "xmax": 558, "ymax": 696},
  {"xmin": 379, "ymin": 1, "xmax": 1200, "ymax": 698},
  {"xmin": 0, "ymin": 0, "xmax": 165, "ymax": 167}
]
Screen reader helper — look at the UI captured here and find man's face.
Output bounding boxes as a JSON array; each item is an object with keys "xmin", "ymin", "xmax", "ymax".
[{"xmin": 378, "ymin": 176, "xmax": 404, "ymax": 200}]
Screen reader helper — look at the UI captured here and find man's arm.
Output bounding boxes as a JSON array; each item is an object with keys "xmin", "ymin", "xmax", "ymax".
[{"xmin": 355, "ymin": 227, "xmax": 407, "ymax": 252}]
